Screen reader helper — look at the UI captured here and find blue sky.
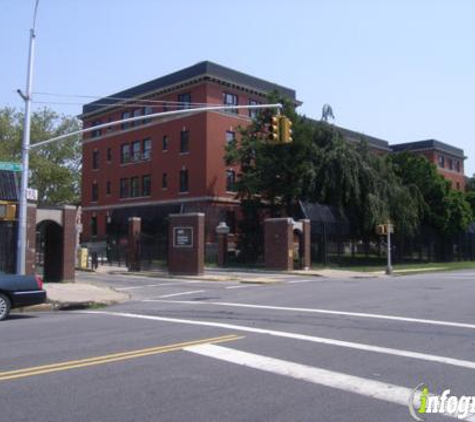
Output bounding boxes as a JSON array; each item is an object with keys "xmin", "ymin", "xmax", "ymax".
[{"xmin": 2, "ymin": 0, "xmax": 474, "ymax": 175}]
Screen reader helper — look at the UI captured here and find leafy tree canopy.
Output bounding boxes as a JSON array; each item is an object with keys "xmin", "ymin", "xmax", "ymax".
[
  {"xmin": 0, "ymin": 106, "xmax": 82, "ymax": 205},
  {"xmin": 225, "ymin": 93, "xmax": 423, "ymax": 252}
]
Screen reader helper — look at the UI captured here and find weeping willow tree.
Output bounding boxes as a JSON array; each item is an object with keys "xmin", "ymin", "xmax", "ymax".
[{"xmin": 225, "ymin": 94, "xmax": 422, "ymax": 261}]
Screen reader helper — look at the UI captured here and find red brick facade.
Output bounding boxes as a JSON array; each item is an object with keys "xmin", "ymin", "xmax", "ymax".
[
  {"xmin": 80, "ymin": 63, "xmax": 292, "ymax": 242},
  {"xmin": 417, "ymin": 150, "xmax": 466, "ymax": 191}
]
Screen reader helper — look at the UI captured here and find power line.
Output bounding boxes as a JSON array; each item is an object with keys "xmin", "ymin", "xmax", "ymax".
[{"xmin": 32, "ymin": 91, "xmax": 221, "ymax": 108}]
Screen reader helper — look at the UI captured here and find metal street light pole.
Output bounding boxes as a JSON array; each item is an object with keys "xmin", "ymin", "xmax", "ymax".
[{"xmin": 16, "ymin": 0, "xmax": 40, "ymax": 275}]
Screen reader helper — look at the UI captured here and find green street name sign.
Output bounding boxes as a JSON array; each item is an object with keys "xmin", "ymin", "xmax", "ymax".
[{"xmin": 0, "ymin": 162, "xmax": 22, "ymax": 172}]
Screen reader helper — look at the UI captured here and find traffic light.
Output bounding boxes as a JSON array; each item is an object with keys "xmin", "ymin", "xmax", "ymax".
[
  {"xmin": 0, "ymin": 202, "xmax": 16, "ymax": 221},
  {"xmin": 281, "ymin": 116, "xmax": 293, "ymax": 143},
  {"xmin": 268, "ymin": 115, "xmax": 280, "ymax": 142},
  {"xmin": 376, "ymin": 223, "xmax": 395, "ymax": 235},
  {"xmin": 375, "ymin": 224, "xmax": 387, "ymax": 235}
]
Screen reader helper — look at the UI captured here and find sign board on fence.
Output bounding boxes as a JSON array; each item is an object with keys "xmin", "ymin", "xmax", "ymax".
[
  {"xmin": 0, "ymin": 162, "xmax": 22, "ymax": 172},
  {"xmin": 173, "ymin": 227, "xmax": 193, "ymax": 248}
]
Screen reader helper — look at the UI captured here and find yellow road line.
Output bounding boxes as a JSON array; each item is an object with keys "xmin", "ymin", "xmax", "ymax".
[{"xmin": 0, "ymin": 334, "xmax": 243, "ymax": 382}]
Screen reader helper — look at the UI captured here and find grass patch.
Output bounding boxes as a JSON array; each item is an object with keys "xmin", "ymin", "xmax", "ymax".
[{"xmin": 314, "ymin": 261, "xmax": 475, "ymax": 274}]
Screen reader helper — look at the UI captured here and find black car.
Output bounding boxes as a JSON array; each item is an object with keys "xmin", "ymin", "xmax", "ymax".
[{"xmin": 0, "ymin": 274, "xmax": 47, "ymax": 320}]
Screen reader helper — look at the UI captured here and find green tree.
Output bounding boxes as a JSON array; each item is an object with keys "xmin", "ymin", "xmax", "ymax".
[
  {"xmin": 0, "ymin": 106, "xmax": 82, "ymax": 205},
  {"xmin": 390, "ymin": 152, "xmax": 472, "ymax": 235},
  {"xmin": 466, "ymin": 175, "xmax": 475, "ymax": 192},
  {"xmin": 225, "ymin": 94, "xmax": 421, "ymax": 260}
]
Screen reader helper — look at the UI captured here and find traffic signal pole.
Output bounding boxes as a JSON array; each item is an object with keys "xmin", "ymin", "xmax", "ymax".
[
  {"xmin": 386, "ymin": 221, "xmax": 393, "ymax": 275},
  {"xmin": 16, "ymin": 0, "xmax": 39, "ymax": 275},
  {"xmin": 16, "ymin": 101, "xmax": 283, "ymax": 274}
]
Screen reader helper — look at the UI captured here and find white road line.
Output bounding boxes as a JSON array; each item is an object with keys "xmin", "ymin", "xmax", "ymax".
[
  {"xmin": 157, "ymin": 290, "xmax": 206, "ymax": 299},
  {"xmin": 288, "ymin": 279, "xmax": 315, "ymax": 284},
  {"xmin": 142, "ymin": 299, "xmax": 475, "ymax": 331},
  {"xmin": 185, "ymin": 344, "xmax": 473, "ymax": 421},
  {"xmin": 225, "ymin": 285, "xmax": 252, "ymax": 290},
  {"xmin": 81, "ymin": 310, "xmax": 475, "ymax": 371},
  {"xmin": 115, "ymin": 283, "xmax": 177, "ymax": 291}
]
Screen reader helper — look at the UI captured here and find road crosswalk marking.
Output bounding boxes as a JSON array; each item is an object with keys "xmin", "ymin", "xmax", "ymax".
[
  {"xmin": 184, "ymin": 344, "xmax": 475, "ymax": 421},
  {"xmin": 82, "ymin": 310, "xmax": 475, "ymax": 371},
  {"xmin": 144, "ymin": 299, "xmax": 475, "ymax": 331}
]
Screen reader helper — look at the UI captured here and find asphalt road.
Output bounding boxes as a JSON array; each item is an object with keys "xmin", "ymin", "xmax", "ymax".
[{"xmin": 1, "ymin": 270, "xmax": 475, "ymax": 422}]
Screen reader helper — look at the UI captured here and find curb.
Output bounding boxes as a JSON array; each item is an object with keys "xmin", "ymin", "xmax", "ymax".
[{"xmin": 12, "ymin": 299, "xmax": 122, "ymax": 314}]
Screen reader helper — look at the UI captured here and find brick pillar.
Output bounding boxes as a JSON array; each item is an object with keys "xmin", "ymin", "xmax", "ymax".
[
  {"xmin": 264, "ymin": 218, "xmax": 293, "ymax": 271},
  {"xmin": 61, "ymin": 206, "xmax": 77, "ymax": 282},
  {"xmin": 300, "ymin": 219, "xmax": 311, "ymax": 270},
  {"xmin": 168, "ymin": 213, "xmax": 204, "ymax": 275},
  {"xmin": 216, "ymin": 222, "xmax": 230, "ymax": 267},
  {"xmin": 127, "ymin": 217, "xmax": 141, "ymax": 272},
  {"xmin": 25, "ymin": 204, "xmax": 37, "ymax": 276}
]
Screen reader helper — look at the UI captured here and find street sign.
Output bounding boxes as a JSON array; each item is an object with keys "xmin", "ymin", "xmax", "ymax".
[
  {"xmin": 0, "ymin": 162, "xmax": 22, "ymax": 172},
  {"xmin": 26, "ymin": 188, "xmax": 38, "ymax": 201},
  {"xmin": 173, "ymin": 227, "xmax": 193, "ymax": 247}
]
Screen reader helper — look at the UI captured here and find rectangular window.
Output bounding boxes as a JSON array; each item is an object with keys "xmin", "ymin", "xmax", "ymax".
[
  {"xmin": 179, "ymin": 169, "xmax": 189, "ymax": 192},
  {"xmin": 248, "ymin": 99, "xmax": 260, "ymax": 118},
  {"xmin": 225, "ymin": 131, "xmax": 235, "ymax": 144},
  {"xmin": 163, "ymin": 135, "xmax": 169, "ymax": 151},
  {"xmin": 92, "ymin": 150, "xmax": 99, "ymax": 170},
  {"xmin": 448, "ymin": 158, "xmax": 453, "ymax": 170},
  {"xmin": 132, "ymin": 141, "xmax": 141, "ymax": 162},
  {"xmin": 91, "ymin": 182, "xmax": 99, "ymax": 202},
  {"xmin": 162, "ymin": 173, "xmax": 168, "ymax": 189},
  {"xmin": 107, "ymin": 117, "xmax": 114, "ymax": 133},
  {"xmin": 91, "ymin": 216, "xmax": 98, "ymax": 237},
  {"xmin": 143, "ymin": 138, "xmax": 152, "ymax": 160},
  {"xmin": 106, "ymin": 148, "xmax": 112, "ymax": 162},
  {"xmin": 120, "ymin": 178, "xmax": 130, "ymax": 198},
  {"xmin": 226, "ymin": 169, "xmax": 236, "ymax": 192},
  {"xmin": 91, "ymin": 120, "xmax": 102, "ymax": 138},
  {"xmin": 142, "ymin": 175, "xmax": 151, "ymax": 197},
  {"xmin": 178, "ymin": 93, "xmax": 192, "ymax": 109},
  {"xmin": 131, "ymin": 177, "xmax": 140, "ymax": 197},
  {"xmin": 121, "ymin": 143, "xmax": 130, "ymax": 164},
  {"xmin": 121, "ymin": 111, "xmax": 131, "ymax": 129},
  {"xmin": 455, "ymin": 161, "xmax": 461, "ymax": 173},
  {"xmin": 106, "ymin": 181, "xmax": 111, "ymax": 196},
  {"xmin": 142, "ymin": 106, "xmax": 153, "ymax": 124},
  {"xmin": 132, "ymin": 108, "xmax": 142, "ymax": 127},
  {"xmin": 223, "ymin": 92, "xmax": 238, "ymax": 114},
  {"xmin": 438, "ymin": 155, "xmax": 445, "ymax": 168},
  {"xmin": 180, "ymin": 130, "xmax": 189, "ymax": 153}
]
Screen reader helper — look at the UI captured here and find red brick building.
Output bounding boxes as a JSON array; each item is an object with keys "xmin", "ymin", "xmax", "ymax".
[
  {"xmin": 80, "ymin": 61, "xmax": 297, "ymax": 244},
  {"xmin": 391, "ymin": 140, "xmax": 466, "ymax": 190},
  {"xmin": 80, "ymin": 62, "xmax": 468, "ymax": 249}
]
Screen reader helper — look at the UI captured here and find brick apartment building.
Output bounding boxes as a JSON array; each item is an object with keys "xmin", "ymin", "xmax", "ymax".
[
  {"xmin": 391, "ymin": 140, "xmax": 466, "ymax": 190},
  {"xmin": 80, "ymin": 61, "xmax": 467, "ymax": 246},
  {"xmin": 80, "ymin": 61, "xmax": 297, "ymax": 243}
]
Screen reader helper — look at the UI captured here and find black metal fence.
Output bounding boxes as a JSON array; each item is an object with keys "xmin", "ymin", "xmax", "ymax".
[{"xmin": 310, "ymin": 223, "xmax": 475, "ymax": 266}]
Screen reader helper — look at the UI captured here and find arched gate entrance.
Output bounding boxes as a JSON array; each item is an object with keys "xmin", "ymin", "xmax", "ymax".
[{"xmin": 36, "ymin": 220, "xmax": 63, "ymax": 282}]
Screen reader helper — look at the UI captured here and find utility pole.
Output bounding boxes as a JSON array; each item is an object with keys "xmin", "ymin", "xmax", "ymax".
[
  {"xmin": 386, "ymin": 220, "xmax": 393, "ymax": 275},
  {"xmin": 16, "ymin": 0, "xmax": 40, "ymax": 275}
]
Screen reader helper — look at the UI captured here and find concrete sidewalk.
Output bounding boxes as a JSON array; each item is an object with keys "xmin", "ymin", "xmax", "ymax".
[
  {"xmin": 94, "ymin": 264, "xmax": 382, "ymax": 282},
  {"xmin": 13, "ymin": 281, "xmax": 129, "ymax": 314}
]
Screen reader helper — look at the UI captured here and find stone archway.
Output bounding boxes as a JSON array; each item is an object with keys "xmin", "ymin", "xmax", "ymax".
[{"xmin": 36, "ymin": 220, "xmax": 64, "ymax": 282}]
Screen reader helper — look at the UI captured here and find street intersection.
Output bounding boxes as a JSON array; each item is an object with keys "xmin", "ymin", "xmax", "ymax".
[{"xmin": 1, "ymin": 269, "xmax": 475, "ymax": 421}]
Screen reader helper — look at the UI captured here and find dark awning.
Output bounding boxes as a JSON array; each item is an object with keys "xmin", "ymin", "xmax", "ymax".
[{"xmin": 0, "ymin": 170, "xmax": 19, "ymax": 202}]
